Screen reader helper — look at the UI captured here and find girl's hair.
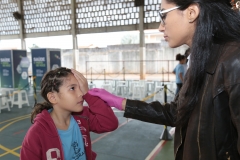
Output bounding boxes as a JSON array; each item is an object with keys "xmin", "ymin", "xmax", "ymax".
[
  {"xmin": 31, "ymin": 67, "xmax": 72, "ymax": 123},
  {"xmin": 165, "ymin": 0, "xmax": 240, "ymax": 126},
  {"xmin": 176, "ymin": 53, "xmax": 185, "ymax": 61}
]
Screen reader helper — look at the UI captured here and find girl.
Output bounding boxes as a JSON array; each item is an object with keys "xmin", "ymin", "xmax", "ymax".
[
  {"xmin": 20, "ymin": 67, "xmax": 118, "ymax": 160},
  {"xmin": 88, "ymin": 0, "xmax": 240, "ymax": 159}
]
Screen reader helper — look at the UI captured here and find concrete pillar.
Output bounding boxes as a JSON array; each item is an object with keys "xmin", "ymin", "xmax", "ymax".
[
  {"xmin": 139, "ymin": 6, "xmax": 146, "ymax": 80},
  {"xmin": 71, "ymin": 0, "xmax": 78, "ymax": 69},
  {"xmin": 17, "ymin": 0, "xmax": 26, "ymax": 50}
]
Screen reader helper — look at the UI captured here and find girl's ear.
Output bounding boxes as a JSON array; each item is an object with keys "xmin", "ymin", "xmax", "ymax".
[{"xmin": 47, "ymin": 92, "xmax": 57, "ymax": 104}]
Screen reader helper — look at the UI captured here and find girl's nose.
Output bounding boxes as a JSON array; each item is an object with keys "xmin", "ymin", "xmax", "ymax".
[{"xmin": 77, "ymin": 88, "xmax": 83, "ymax": 97}]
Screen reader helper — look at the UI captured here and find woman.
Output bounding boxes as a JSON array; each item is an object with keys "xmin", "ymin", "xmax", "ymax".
[
  {"xmin": 173, "ymin": 53, "xmax": 187, "ymax": 94},
  {"xmin": 89, "ymin": 0, "xmax": 240, "ymax": 159}
]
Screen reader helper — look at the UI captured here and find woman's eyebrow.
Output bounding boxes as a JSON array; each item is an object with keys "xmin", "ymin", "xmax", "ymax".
[{"xmin": 160, "ymin": 8, "xmax": 165, "ymax": 11}]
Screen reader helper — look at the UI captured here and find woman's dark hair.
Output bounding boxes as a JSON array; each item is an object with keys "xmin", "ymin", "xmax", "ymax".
[
  {"xmin": 166, "ymin": 0, "xmax": 240, "ymax": 126},
  {"xmin": 31, "ymin": 67, "xmax": 72, "ymax": 123},
  {"xmin": 176, "ymin": 53, "xmax": 185, "ymax": 61},
  {"xmin": 184, "ymin": 48, "xmax": 191, "ymax": 57}
]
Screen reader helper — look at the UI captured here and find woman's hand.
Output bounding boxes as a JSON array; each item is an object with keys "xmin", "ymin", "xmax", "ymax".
[
  {"xmin": 71, "ymin": 69, "xmax": 89, "ymax": 95},
  {"xmin": 88, "ymin": 88, "xmax": 126, "ymax": 110}
]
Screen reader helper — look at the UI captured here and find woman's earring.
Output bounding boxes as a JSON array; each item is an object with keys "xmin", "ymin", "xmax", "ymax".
[{"xmin": 189, "ymin": 20, "xmax": 193, "ymax": 23}]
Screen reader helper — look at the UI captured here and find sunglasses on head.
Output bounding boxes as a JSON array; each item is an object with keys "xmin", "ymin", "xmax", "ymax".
[{"xmin": 159, "ymin": 6, "xmax": 180, "ymax": 25}]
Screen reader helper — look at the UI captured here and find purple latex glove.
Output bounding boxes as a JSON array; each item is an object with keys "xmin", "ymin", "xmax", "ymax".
[{"xmin": 88, "ymin": 88, "xmax": 124, "ymax": 110}]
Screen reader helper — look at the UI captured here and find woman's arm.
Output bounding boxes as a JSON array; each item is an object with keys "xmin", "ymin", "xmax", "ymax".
[
  {"xmin": 88, "ymin": 88, "xmax": 177, "ymax": 127},
  {"xmin": 179, "ymin": 72, "xmax": 184, "ymax": 83},
  {"xmin": 173, "ymin": 67, "xmax": 176, "ymax": 74},
  {"xmin": 122, "ymin": 99, "xmax": 127, "ymax": 110},
  {"xmin": 124, "ymin": 99, "xmax": 177, "ymax": 127}
]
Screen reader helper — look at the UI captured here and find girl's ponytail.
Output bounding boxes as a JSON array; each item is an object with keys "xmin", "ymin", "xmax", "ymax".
[{"xmin": 31, "ymin": 102, "xmax": 52, "ymax": 124}]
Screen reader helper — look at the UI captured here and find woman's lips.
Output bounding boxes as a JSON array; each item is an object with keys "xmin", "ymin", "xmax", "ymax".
[{"xmin": 164, "ymin": 36, "xmax": 168, "ymax": 41}]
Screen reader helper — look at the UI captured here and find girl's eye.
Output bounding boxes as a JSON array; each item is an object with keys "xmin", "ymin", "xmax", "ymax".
[{"xmin": 70, "ymin": 87, "xmax": 75, "ymax": 90}]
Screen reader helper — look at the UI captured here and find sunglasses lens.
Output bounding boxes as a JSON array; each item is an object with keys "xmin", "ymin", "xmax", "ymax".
[
  {"xmin": 158, "ymin": 11, "xmax": 164, "ymax": 25},
  {"xmin": 160, "ymin": 18, "xmax": 164, "ymax": 25}
]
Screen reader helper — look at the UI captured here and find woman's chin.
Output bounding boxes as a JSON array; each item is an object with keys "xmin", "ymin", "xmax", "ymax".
[
  {"xmin": 168, "ymin": 44, "xmax": 179, "ymax": 48},
  {"xmin": 168, "ymin": 41, "xmax": 183, "ymax": 48}
]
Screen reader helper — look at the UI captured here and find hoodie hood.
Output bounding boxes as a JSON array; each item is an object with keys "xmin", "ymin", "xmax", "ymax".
[{"xmin": 34, "ymin": 109, "xmax": 59, "ymax": 137}]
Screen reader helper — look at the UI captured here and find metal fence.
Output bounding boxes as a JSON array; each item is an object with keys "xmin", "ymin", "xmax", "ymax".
[{"xmin": 85, "ymin": 60, "xmax": 178, "ymax": 82}]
